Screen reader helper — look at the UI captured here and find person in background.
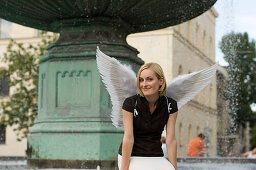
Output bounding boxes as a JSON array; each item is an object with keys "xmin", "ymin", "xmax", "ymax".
[
  {"xmin": 161, "ymin": 136, "xmax": 168, "ymax": 158},
  {"xmin": 241, "ymin": 148, "xmax": 256, "ymax": 158},
  {"xmin": 186, "ymin": 133, "xmax": 206, "ymax": 157}
]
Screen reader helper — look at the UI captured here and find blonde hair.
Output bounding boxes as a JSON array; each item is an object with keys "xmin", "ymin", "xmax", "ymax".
[{"xmin": 137, "ymin": 63, "xmax": 167, "ymax": 96}]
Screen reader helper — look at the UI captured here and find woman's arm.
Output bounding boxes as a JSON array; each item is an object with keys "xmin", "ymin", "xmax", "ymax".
[
  {"xmin": 121, "ymin": 109, "xmax": 134, "ymax": 170},
  {"xmin": 166, "ymin": 111, "xmax": 178, "ymax": 170}
]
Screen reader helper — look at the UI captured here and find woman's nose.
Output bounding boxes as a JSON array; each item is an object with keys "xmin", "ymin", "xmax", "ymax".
[{"xmin": 142, "ymin": 81, "xmax": 148, "ymax": 87}]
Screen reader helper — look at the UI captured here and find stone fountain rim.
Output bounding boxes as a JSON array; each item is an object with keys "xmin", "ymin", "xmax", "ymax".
[
  {"xmin": 1, "ymin": 156, "xmax": 255, "ymax": 164},
  {"xmin": 177, "ymin": 157, "xmax": 256, "ymax": 163}
]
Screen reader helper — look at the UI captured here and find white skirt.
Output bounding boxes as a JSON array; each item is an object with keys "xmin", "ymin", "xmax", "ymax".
[{"xmin": 118, "ymin": 154, "xmax": 175, "ymax": 170}]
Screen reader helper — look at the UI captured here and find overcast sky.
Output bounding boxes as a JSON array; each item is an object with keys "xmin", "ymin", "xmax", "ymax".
[{"xmin": 214, "ymin": 0, "xmax": 256, "ymax": 66}]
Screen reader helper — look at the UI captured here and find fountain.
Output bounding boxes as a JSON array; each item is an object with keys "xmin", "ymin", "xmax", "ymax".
[{"xmin": 0, "ymin": 0, "xmax": 218, "ymax": 169}]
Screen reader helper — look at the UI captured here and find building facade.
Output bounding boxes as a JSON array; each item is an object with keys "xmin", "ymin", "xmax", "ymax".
[
  {"xmin": 0, "ymin": 8, "xmax": 218, "ymax": 157},
  {"xmin": 0, "ymin": 19, "xmax": 42, "ymax": 156}
]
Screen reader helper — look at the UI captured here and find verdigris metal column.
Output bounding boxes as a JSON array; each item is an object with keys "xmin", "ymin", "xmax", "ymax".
[{"xmin": 27, "ymin": 18, "xmax": 143, "ymax": 169}]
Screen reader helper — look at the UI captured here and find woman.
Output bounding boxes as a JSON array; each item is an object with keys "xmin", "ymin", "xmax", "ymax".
[
  {"xmin": 118, "ymin": 63, "xmax": 178, "ymax": 170},
  {"xmin": 241, "ymin": 148, "xmax": 256, "ymax": 158}
]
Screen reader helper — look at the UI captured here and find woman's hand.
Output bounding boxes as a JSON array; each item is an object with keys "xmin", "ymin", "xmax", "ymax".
[
  {"xmin": 120, "ymin": 109, "xmax": 134, "ymax": 170},
  {"xmin": 166, "ymin": 111, "xmax": 178, "ymax": 170}
]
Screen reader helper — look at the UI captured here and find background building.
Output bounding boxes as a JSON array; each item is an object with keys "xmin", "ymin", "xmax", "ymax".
[
  {"xmin": 0, "ymin": 7, "xmax": 223, "ymax": 157},
  {"xmin": 0, "ymin": 19, "xmax": 42, "ymax": 156}
]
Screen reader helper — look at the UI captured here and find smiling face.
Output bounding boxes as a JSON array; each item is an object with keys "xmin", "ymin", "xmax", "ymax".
[{"xmin": 139, "ymin": 68, "xmax": 163, "ymax": 97}]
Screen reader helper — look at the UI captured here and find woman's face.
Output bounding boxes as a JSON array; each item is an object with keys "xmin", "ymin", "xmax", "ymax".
[{"xmin": 139, "ymin": 68, "xmax": 163, "ymax": 97}]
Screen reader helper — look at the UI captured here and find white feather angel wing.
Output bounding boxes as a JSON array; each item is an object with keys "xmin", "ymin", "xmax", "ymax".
[
  {"xmin": 166, "ymin": 64, "xmax": 217, "ymax": 109},
  {"xmin": 96, "ymin": 47, "xmax": 137, "ymax": 128}
]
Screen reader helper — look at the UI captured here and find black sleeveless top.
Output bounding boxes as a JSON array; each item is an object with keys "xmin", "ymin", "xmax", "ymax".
[{"xmin": 118, "ymin": 95, "xmax": 178, "ymax": 157}]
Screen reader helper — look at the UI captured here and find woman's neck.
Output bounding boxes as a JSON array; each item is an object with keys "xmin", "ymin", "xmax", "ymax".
[{"xmin": 145, "ymin": 93, "xmax": 160, "ymax": 107}]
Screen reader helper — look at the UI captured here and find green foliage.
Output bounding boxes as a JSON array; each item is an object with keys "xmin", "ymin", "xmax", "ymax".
[
  {"xmin": 0, "ymin": 32, "xmax": 57, "ymax": 141},
  {"xmin": 220, "ymin": 32, "xmax": 256, "ymax": 129}
]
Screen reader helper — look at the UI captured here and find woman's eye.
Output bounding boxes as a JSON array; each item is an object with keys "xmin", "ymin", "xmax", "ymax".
[
  {"xmin": 147, "ymin": 78, "xmax": 153, "ymax": 81},
  {"xmin": 139, "ymin": 78, "xmax": 144, "ymax": 82}
]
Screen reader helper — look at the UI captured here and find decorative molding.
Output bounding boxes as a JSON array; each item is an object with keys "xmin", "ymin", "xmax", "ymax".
[
  {"xmin": 210, "ymin": 7, "xmax": 219, "ymax": 18},
  {"xmin": 187, "ymin": 100, "xmax": 217, "ymax": 116},
  {"xmin": 55, "ymin": 70, "xmax": 92, "ymax": 108},
  {"xmin": 172, "ymin": 28, "xmax": 214, "ymax": 66}
]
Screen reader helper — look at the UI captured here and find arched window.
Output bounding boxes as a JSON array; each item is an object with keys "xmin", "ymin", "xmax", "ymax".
[
  {"xmin": 209, "ymin": 83, "xmax": 213, "ymax": 107},
  {"xmin": 196, "ymin": 126, "xmax": 200, "ymax": 136},
  {"xmin": 195, "ymin": 24, "xmax": 200, "ymax": 48},
  {"xmin": 179, "ymin": 123, "xmax": 183, "ymax": 146},
  {"xmin": 0, "ymin": 125, "xmax": 6, "ymax": 144},
  {"xmin": 178, "ymin": 65, "xmax": 183, "ymax": 75},
  {"xmin": 209, "ymin": 37, "xmax": 213, "ymax": 59},
  {"xmin": 203, "ymin": 30, "xmax": 207, "ymax": 54},
  {"xmin": 204, "ymin": 128, "xmax": 212, "ymax": 151},
  {"xmin": 187, "ymin": 21, "xmax": 192, "ymax": 42},
  {"xmin": 203, "ymin": 87, "xmax": 207, "ymax": 105},
  {"xmin": 0, "ymin": 75, "xmax": 9, "ymax": 96},
  {"xmin": 188, "ymin": 124, "xmax": 192, "ymax": 144},
  {"xmin": 195, "ymin": 93, "xmax": 200, "ymax": 102}
]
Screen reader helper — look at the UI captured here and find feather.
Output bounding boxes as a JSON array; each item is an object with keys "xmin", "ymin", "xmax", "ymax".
[
  {"xmin": 96, "ymin": 47, "xmax": 137, "ymax": 128},
  {"xmin": 166, "ymin": 64, "xmax": 217, "ymax": 109}
]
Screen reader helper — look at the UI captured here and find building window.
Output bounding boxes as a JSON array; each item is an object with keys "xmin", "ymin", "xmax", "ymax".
[
  {"xmin": 204, "ymin": 128, "xmax": 212, "ymax": 151},
  {"xmin": 209, "ymin": 83, "xmax": 213, "ymax": 107},
  {"xmin": 195, "ymin": 93, "xmax": 200, "ymax": 102},
  {"xmin": 187, "ymin": 21, "xmax": 192, "ymax": 42},
  {"xmin": 203, "ymin": 30, "xmax": 207, "ymax": 54},
  {"xmin": 188, "ymin": 124, "xmax": 192, "ymax": 144},
  {"xmin": 0, "ymin": 125, "xmax": 6, "ymax": 144},
  {"xmin": 178, "ymin": 65, "xmax": 183, "ymax": 75},
  {"xmin": 179, "ymin": 123, "xmax": 183, "ymax": 146},
  {"xmin": 196, "ymin": 126, "xmax": 200, "ymax": 136},
  {"xmin": 195, "ymin": 24, "xmax": 200, "ymax": 49},
  {"xmin": 203, "ymin": 87, "xmax": 207, "ymax": 105},
  {"xmin": 0, "ymin": 76, "xmax": 9, "ymax": 96},
  {"xmin": 0, "ymin": 19, "xmax": 12, "ymax": 39},
  {"xmin": 209, "ymin": 37, "xmax": 213, "ymax": 59}
]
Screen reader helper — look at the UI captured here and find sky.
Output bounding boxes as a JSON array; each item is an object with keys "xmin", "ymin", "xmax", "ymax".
[{"xmin": 214, "ymin": 0, "xmax": 256, "ymax": 66}]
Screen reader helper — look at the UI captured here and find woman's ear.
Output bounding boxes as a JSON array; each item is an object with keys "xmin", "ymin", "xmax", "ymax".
[{"xmin": 160, "ymin": 78, "xmax": 164, "ymax": 85}]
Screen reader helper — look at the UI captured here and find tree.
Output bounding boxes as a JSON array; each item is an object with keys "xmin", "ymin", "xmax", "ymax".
[
  {"xmin": 220, "ymin": 32, "xmax": 256, "ymax": 130},
  {"xmin": 0, "ymin": 32, "xmax": 57, "ymax": 141}
]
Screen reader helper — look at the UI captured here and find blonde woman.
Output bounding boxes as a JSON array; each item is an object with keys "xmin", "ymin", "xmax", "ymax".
[
  {"xmin": 96, "ymin": 47, "xmax": 217, "ymax": 170},
  {"xmin": 118, "ymin": 63, "xmax": 178, "ymax": 170}
]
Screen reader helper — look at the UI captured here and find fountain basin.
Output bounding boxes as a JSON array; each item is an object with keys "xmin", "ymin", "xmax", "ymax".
[
  {"xmin": 0, "ymin": 0, "xmax": 216, "ymax": 33},
  {"xmin": 2, "ymin": 156, "xmax": 256, "ymax": 170},
  {"xmin": 178, "ymin": 157, "xmax": 256, "ymax": 170}
]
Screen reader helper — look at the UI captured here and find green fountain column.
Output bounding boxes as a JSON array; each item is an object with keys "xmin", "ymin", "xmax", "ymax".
[
  {"xmin": 0, "ymin": 0, "xmax": 217, "ymax": 169},
  {"xmin": 27, "ymin": 18, "xmax": 143, "ymax": 169}
]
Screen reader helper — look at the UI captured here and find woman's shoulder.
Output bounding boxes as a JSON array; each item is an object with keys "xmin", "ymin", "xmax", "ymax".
[
  {"xmin": 122, "ymin": 94, "xmax": 139, "ymax": 112},
  {"xmin": 125, "ymin": 94, "xmax": 139, "ymax": 100},
  {"xmin": 165, "ymin": 96, "xmax": 177, "ymax": 103},
  {"xmin": 123, "ymin": 94, "xmax": 139, "ymax": 106},
  {"xmin": 164, "ymin": 96, "xmax": 178, "ymax": 112}
]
